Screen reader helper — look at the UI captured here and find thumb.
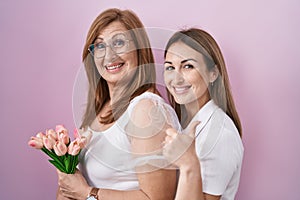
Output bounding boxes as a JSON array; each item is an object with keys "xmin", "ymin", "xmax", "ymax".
[
  {"xmin": 165, "ymin": 128, "xmax": 178, "ymax": 138},
  {"xmin": 186, "ymin": 121, "xmax": 200, "ymax": 138}
]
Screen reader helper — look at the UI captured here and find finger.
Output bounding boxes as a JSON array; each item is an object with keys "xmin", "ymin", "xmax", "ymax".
[
  {"xmin": 165, "ymin": 128, "xmax": 178, "ymax": 138},
  {"xmin": 186, "ymin": 121, "xmax": 200, "ymax": 137},
  {"xmin": 75, "ymin": 169, "xmax": 81, "ymax": 174},
  {"xmin": 164, "ymin": 135, "xmax": 173, "ymax": 144},
  {"xmin": 56, "ymin": 169, "xmax": 63, "ymax": 175}
]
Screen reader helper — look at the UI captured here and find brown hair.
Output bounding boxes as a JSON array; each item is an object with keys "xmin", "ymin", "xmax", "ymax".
[
  {"xmin": 164, "ymin": 28, "xmax": 242, "ymax": 137},
  {"xmin": 81, "ymin": 8, "xmax": 157, "ymax": 128}
]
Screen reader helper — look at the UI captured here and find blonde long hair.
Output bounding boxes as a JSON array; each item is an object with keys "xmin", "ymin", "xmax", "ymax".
[
  {"xmin": 164, "ymin": 28, "xmax": 242, "ymax": 137},
  {"xmin": 81, "ymin": 8, "xmax": 157, "ymax": 128}
]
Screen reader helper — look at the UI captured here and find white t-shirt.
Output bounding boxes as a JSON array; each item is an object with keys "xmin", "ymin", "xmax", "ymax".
[
  {"xmin": 188, "ymin": 100, "xmax": 244, "ymax": 200},
  {"xmin": 78, "ymin": 92, "xmax": 181, "ymax": 190}
]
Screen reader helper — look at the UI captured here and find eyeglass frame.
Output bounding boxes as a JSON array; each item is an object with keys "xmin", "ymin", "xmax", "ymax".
[{"xmin": 88, "ymin": 33, "xmax": 134, "ymax": 59}]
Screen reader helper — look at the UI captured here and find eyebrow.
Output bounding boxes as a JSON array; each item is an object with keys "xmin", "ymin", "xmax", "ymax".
[
  {"xmin": 164, "ymin": 58, "xmax": 197, "ymax": 65},
  {"xmin": 96, "ymin": 32, "xmax": 127, "ymax": 41}
]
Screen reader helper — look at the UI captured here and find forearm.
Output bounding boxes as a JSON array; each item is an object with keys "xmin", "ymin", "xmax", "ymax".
[
  {"xmin": 175, "ymin": 163, "xmax": 204, "ymax": 200},
  {"xmin": 95, "ymin": 169, "xmax": 176, "ymax": 200},
  {"xmin": 56, "ymin": 187, "xmax": 75, "ymax": 200},
  {"xmin": 95, "ymin": 189, "xmax": 150, "ymax": 200}
]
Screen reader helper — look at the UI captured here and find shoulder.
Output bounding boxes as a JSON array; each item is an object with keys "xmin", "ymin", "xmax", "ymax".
[
  {"xmin": 199, "ymin": 109, "xmax": 244, "ymax": 164},
  {"xmin": 130, "ymin": 92, "xmax": 165, "ymax": 107},
  {"xmin": 129, "ymin": 92, "xmax": 163, "ymax": 116},
  {"xmin": 129, "ymin": 92, "xmax": 175, "ymax": 118},
  {"xmin": 220, "ymin": 111, "xmax": 244, "ymax": 160},
  {"xmin": 127, "ymin": 92, "xmax": 181, "ymax": 135},
  {"xmin": 196, "ymin": 109, "xmax": 244, "ymax": 196}
]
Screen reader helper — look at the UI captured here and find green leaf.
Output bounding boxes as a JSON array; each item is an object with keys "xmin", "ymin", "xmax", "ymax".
[
  {"xmin": 49, "ymin": 159, "xmax": 66, "ymax": 173},
  {"xmin": 69, "ymin": 155, "xmax": 74, "ymax": 173},
  {"xmin": 41, "ymin": 147, "xmax": 80, "ymax": 174},
  {"xmin": 42, "ymin": 148, "xmax": 67, "ymax": 172},
  {"xmin": 64, "ymin": 155, "xmax": 71, "ymax": 173},
  {"xmin": 70, "ymin": 155, "xmax": 79, "ymax": 174},
  {"xmin": 41, "ymin": 147, "xmax": 56, "ymax": 159}
]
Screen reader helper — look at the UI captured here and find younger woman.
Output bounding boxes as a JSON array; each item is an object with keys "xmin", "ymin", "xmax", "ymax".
[{"xmin": 163, "ymin": 28, "xmax": 244, "ymax": 200}]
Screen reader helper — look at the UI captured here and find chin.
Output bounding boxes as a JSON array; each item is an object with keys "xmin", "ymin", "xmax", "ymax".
[
  {"xmin": 175, "ymin": 96, "xmax": 197, "ymax": 105},
  {"xmin": 174, "ymin": 97, "xmax": 188, "ymax": 105}
]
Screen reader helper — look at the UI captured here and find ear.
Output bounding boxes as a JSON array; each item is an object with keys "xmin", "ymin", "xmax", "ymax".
[{"xmin": 209, "ymin": 65, "xmax": 219, "ymax": 83}]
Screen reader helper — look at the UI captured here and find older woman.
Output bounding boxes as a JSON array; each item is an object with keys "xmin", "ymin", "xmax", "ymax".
[{"xmin": 57, "ymin": 8, "xmax": 179, "ymax": 200}]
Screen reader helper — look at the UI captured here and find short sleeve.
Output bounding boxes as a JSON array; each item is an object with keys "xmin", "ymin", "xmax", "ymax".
[
  {"xmin": 125, "ymin": 92, "xmax": 181, "ymax": 172},
  {"xmin": 198, "ymin": 114, "xmax": 244, "ymax": 196}
]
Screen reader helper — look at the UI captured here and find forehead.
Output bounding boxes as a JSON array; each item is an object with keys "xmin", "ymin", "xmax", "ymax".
[
  {"xmin": 97, "ymin": 21, "xmax": 129, "ymax": 40},
  {"xmin": 166, "ymin": 42, "xmax": 204, "ymax": 61}
]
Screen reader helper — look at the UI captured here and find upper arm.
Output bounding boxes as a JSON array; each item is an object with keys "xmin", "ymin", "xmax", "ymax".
[
  {"xmin": 128, "ymin": 98, "xmax": 172, "ymax": 155},
  {"xmin": 126, "ymin": 98, "xmax": 177, "ymax": 200},
  {"xmin": 199, "ymin": 123, "xmax": 243, "ymax": 198},
  {"xmin": 203, "ymin": 193, "xmax": 221, "ymax": 200}
]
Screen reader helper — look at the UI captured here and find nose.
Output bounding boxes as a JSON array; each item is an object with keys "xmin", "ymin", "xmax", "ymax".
[
  {"xmin": 173, "ymin": 71, "xmax": 184, "ymax": 84},
  {"xmin": 104, "ymin": 45, "xmax": 117, "ymax": 62}
]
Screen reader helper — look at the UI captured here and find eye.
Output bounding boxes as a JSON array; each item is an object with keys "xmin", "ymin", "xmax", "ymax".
[
  {"xmin": 165, "ymin": 65, "xmax": 175, "ymax": 71},
  {"xmin": 95, "ymin": 42, "xmax": 106, "ymax": 50},
  {"xmin": 183, "ymin": 64, "xmax": 194, "ymax": 69},
  {"xmin": 113, "ymin": 39, "xmax": 126, "ymax": 48}
]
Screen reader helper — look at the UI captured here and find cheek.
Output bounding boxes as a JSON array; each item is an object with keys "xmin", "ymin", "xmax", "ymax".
[
  {"xmin": 164, "ymin": 72, "xmax": 173, "ymax": 86},
  {"xmin": 193, "ymin": 74, "xmax": 210, "ymax": 96},
  {"xmin": 183, "ymin": 72, "xmax": 200, "ymax": 84},
  {"xmin": 191, "ymin": 69, "xmax": 209, "ymax": 84},
  {"xmin": 94, "ymin": 59, "xmax": 105, "ymax": 74},
  {"xmin": 186, "ymin": 71, "xmax": 209, "ymax": 92},
  {"xmin": 122, "ymin": 51, "xmax": 138, "ymax": 67}
]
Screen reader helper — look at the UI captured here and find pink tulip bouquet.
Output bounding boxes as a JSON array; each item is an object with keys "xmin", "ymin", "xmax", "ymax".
[{"xmin": 28, "ymin": 125, "xmax": 91, "ymax": 174}]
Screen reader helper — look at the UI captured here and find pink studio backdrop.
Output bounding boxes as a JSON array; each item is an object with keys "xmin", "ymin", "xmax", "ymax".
[{"xmin": 1, "ymin": 0, "xmax": 299, "ymax": 199}]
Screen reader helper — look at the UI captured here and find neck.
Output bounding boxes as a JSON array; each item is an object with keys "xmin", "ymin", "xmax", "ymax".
[
  {"xmin": 107, "ymin": 82, "xmax": 125, "ymax": 104},
  {"xmin": 183, "ymin": 95, "xmax": 211, "ymax": 127}
]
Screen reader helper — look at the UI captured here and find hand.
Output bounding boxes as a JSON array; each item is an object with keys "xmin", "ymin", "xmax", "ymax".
[
  {"xmin": 163, "ymin": 121, "xmax": 200, "ymax": 169},
  {"xmin": 57, "ymin": 169, "xmax": 91, "ymax": 200}
]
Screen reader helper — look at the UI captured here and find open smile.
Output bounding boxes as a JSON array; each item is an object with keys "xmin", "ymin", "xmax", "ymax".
[
  {"xmin": 105, "ymin": 62, "xmax": 125, "ymax": 72},
  {"xmin": 172, "ymin": 86, "xmax": 191, "ymax": 94}
]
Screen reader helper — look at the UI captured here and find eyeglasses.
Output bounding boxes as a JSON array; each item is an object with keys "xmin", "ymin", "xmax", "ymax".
[{"xmin": 88, "ymin": 33, "xmax": 133, "ymax": 59}]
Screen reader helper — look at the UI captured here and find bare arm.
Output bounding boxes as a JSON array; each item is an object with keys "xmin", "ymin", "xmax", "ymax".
[
  {"xmin": 163, "ymin": 122, "xmax": 221, "ymax": 200},
  {"xmin": 94, "ymin": 169, "xmax": 176, "ymax": 200},
  {"xmin": 176, "ymin": 162, "xmax": 203, "ymax": 200},
  {"xmin": 58, "ymin": 99, "xmax": 177, "ymax": 200},
  {"xmin": 176, "ymin": 163, "xmax": 220, "ymax": 200},
  {"xmin": 58, "ymin": 149, "xmax": 176, "ymax": 200}
]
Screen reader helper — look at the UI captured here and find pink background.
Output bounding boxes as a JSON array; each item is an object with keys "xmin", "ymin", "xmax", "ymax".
[{"xmin": 1, "ymin": 0, "xmax": 299, "ymax": 199}]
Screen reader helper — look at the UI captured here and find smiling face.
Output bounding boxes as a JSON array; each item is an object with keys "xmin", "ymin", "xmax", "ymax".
[
  {"xmin": 164, "ymin": 41, "xmax": 216, "ymax": 108},
  {"xmin": 93, "ymin": 21, "xmax": 138, "ymax": 88}
]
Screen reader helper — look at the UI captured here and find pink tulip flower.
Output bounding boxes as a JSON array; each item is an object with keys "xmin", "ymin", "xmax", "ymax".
[
  {"xmin": 68, "ymin": 140, "xmax": 81, "ymax": 156},
  {"xmin": 43, "ymin": 135, "xmax": 56, "ymax": 150},
  {"xmin": 79, "ymin": 130, "xmax": 92, "ymax": 146},
  {"xmin": 46, "ymin": 129, "xmax": 57, "ymax": 140},
  {"xmin": 73, "ymin": 129, "xmax": 92, "ymax": 148},
  {"xmin": 53, "ymin": 141, "xmax": 68, "ymax": 156},
  {"xmin": 58, "ymin": 132, "xmax": 69, "ymax": 145},
  {"xmin": 36, "ymin": 132, "xmax": 45, "ymax": 139},
  {"xmin": 28, "ymin": 126, "xmax": 87, "ymax": 174},
  {"xmin": 55, "ymin": 125, "xmax": 68, "ymax": 135},
  {"xmin": 73, "ymin": 128, "xmax": 80, "ymax": 139},
  {"xmin": 78, "ymin": 137, "xmax": 89, "ymax": 149},
  {"xmin": 28, "ymin": 136, "xmax": 43, "ymax": 149}
]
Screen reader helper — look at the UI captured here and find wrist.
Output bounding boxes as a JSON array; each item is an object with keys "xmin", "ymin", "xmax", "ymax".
[
  {"xmin": 179, "ymin": 158, "xmax": 200, "ymax": 172},
  {"xmin": 180, "ymin": 160, "xmax": 201, "ymax": 178},
  {"xmin": 86, "ymin": 187, "xmax": 99, "ymax": 200}
]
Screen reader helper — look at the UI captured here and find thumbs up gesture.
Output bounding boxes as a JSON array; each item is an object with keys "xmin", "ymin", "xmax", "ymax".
[{"xmin": 163, "ymin": 121, "xmax": 200, "ymax": 168}]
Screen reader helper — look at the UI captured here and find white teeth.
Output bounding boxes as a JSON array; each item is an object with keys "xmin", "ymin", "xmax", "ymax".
[
  {"xmin": 174, "ymin": 86, "xmax": 190, "ymax": 93},
  {"xmin": 106, "ymin": 64, "xmax": 123, "ymax": 70},
  {"xmin": 175, "ymin": 88, "xmax": 185, "ymax": 92}
]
